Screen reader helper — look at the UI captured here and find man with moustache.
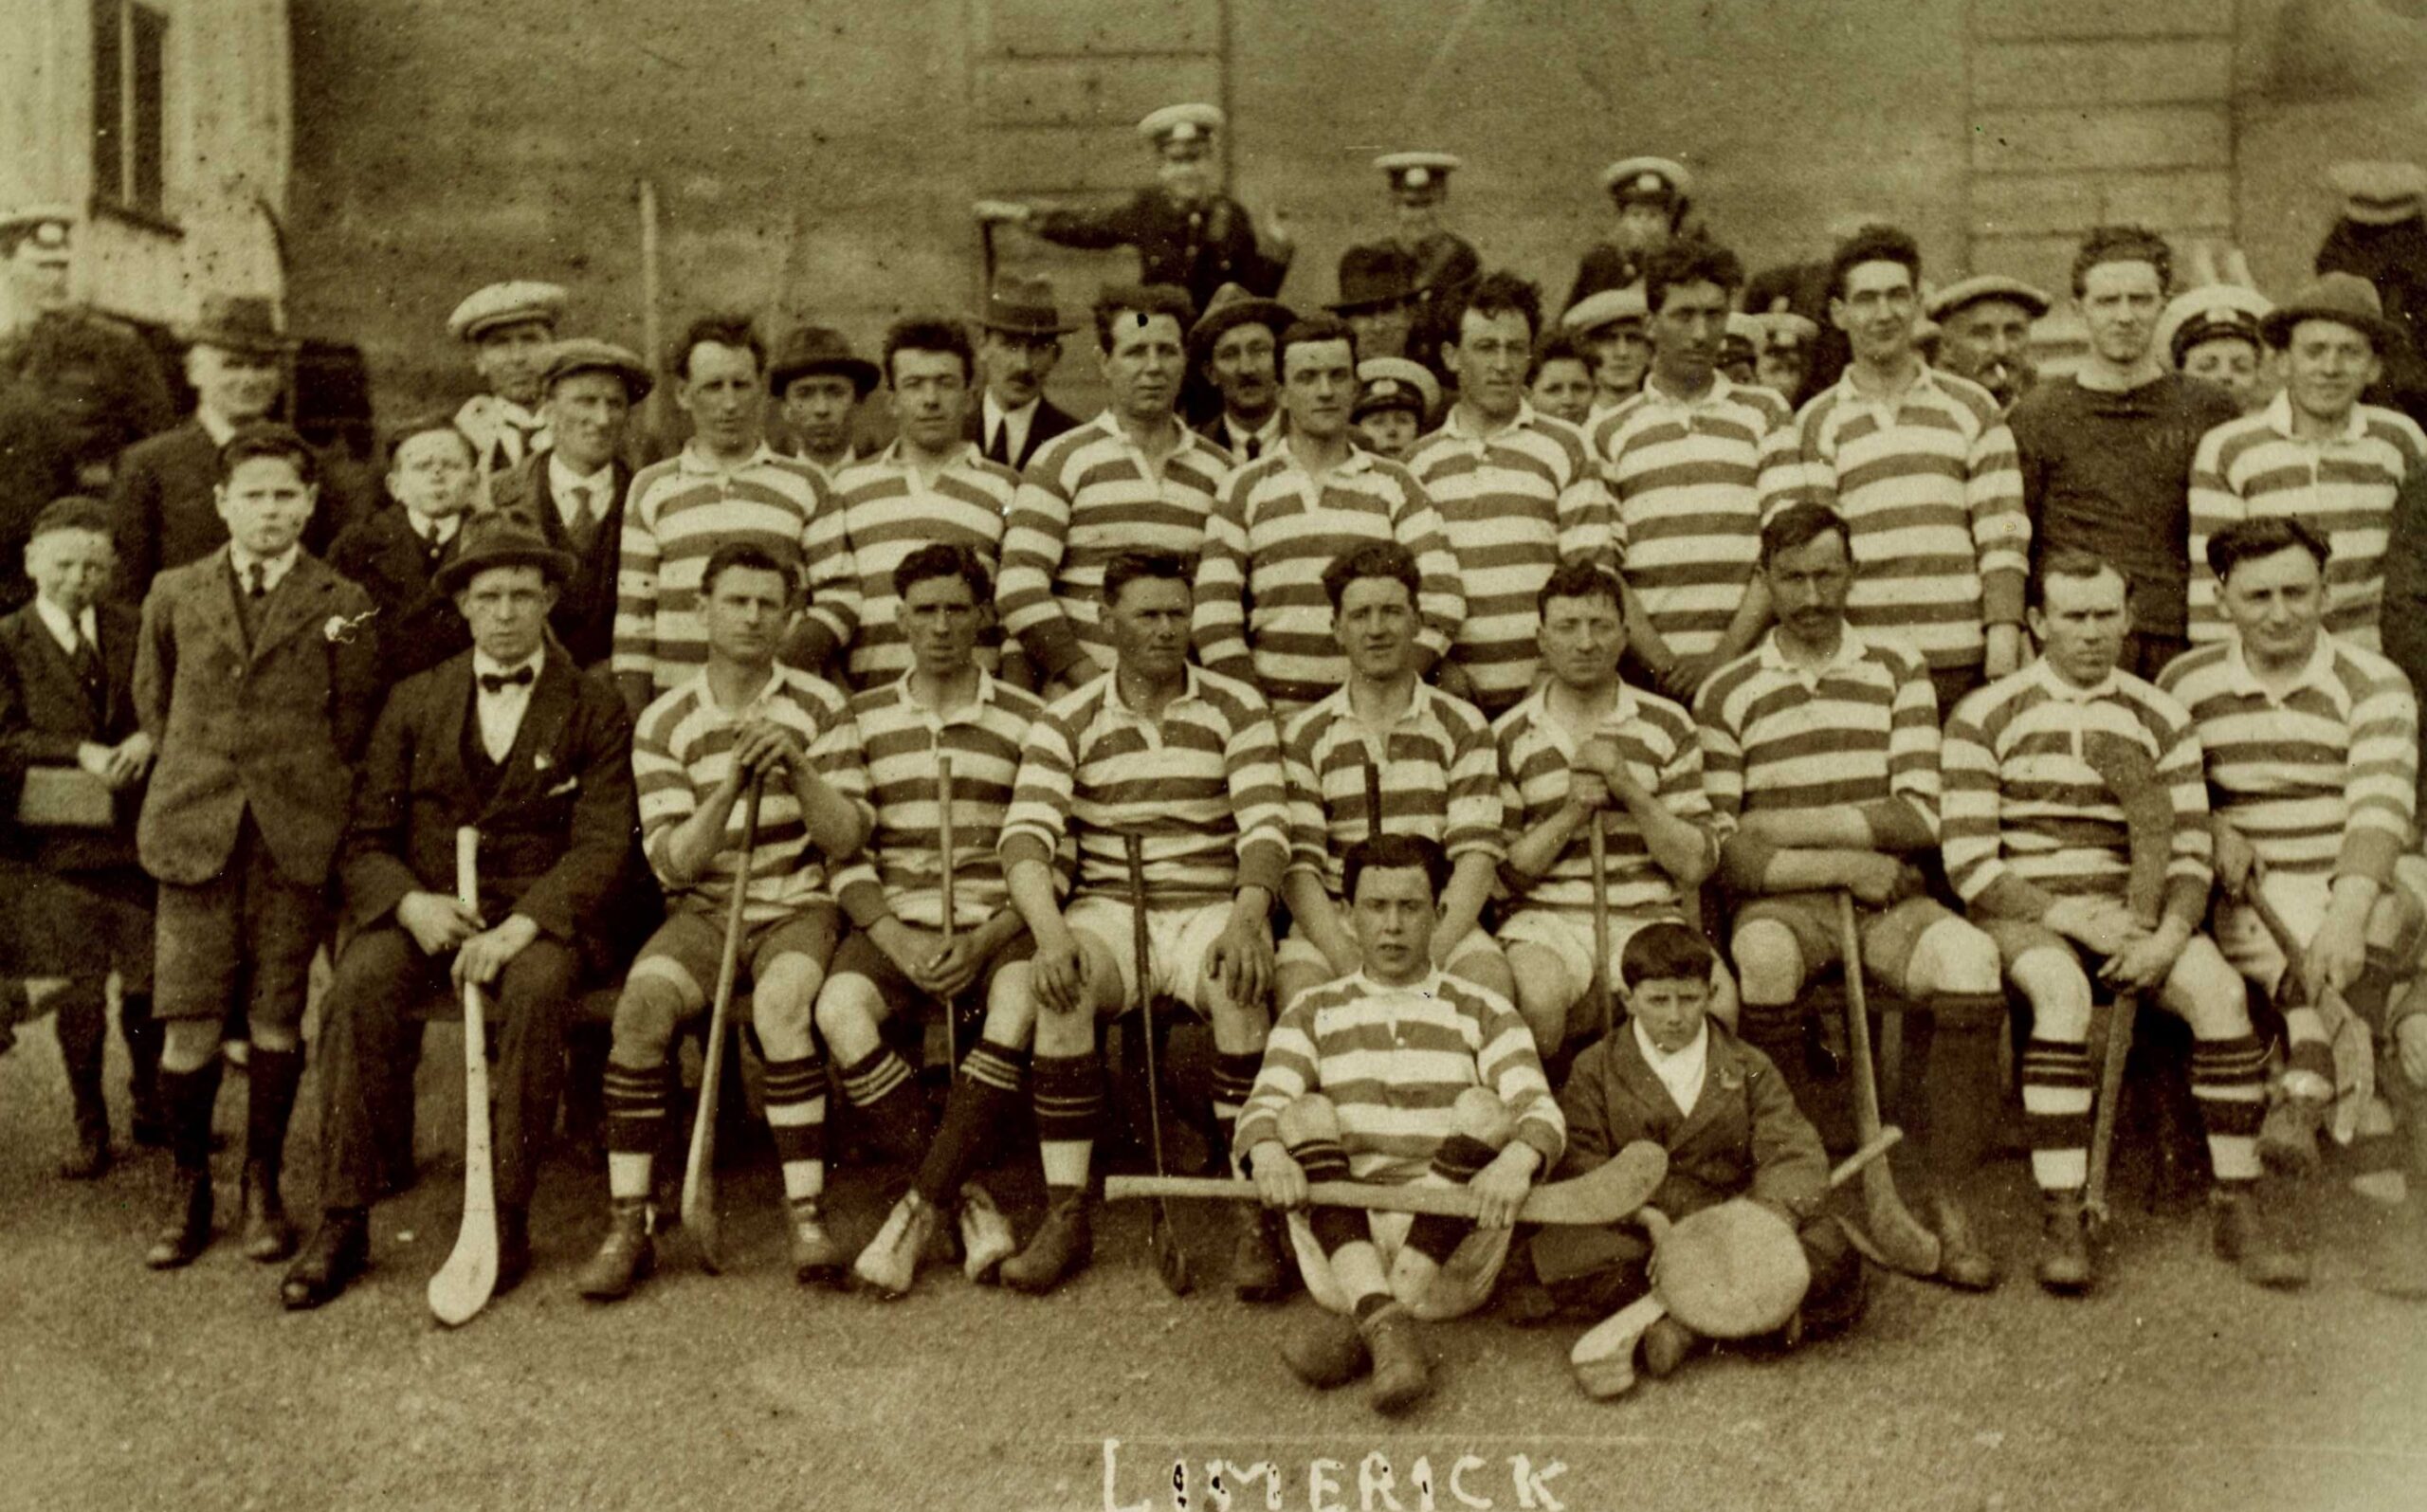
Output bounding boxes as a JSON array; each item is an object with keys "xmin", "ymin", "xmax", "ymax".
[
  {"xmin": 447, "ymin": 282, "xmax": 566, "ymax": 488},
  {"xmin": 970, "ymin": 279, "xmax": 1081, "ymax": 472},
  {"xmin": 492, "ymin": 339, "xmax": 653, "ymax": 670},
  {"xmin": 997, "ymin": 284, "xmax": 1232, "ymax": 696},
  {"xmin": 2007, "ymin": 227, "xmax": 2240, "ymax": 680},
  {"xmin": 1188, "ymin": 285, "xmax": 1293, "ymax": 462},
  {"xmin": 1928, "ymin": 276, "xmax": 2052, "ymax": 413}
]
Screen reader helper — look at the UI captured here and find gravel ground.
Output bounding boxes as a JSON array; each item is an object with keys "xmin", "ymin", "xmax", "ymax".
[{"xmin": 3, "ymin": 1016, "xmax": 2423, "ymax": 1512}]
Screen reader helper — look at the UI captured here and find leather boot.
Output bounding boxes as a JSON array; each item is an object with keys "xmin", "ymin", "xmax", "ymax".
[
  {"xmin": 145, "ymin": 1169, "xmax": 214, "ymax": 1270},
  {"xmin": 2212, "ymin": 1181, "xmax": 2308, "ymax": 1289},
  {"xmin": 1640, "ymin": 1315, "xmax": 1700, "ymax": 1378},
  {"xmin": 1001, "ymin": 1189, "xmax": 1093, "ymax": 1294},
  {"xmin": 788, "ymin": 1196, "xmax": 848, "ymax": 1286},
  {"xmin": 240, "ymin": 1048, "xmax": 305, "ymax": 1263},
  {"xmin": 1231, "ymin": 1203, "xmax": 1292, "ymax": 1303},
  {"xmin": 55, "ymin": 988, "xmax": 112, "ymax": 1180},
  {"xmin": 496, "ymin": 1207, "xmax": 533, "ymax": 1298},
  {"xmin": 239, "ymin": 1160, "xmax": 297, "ymax": 1264},
  {"xmin": 144, "ymin": 1062, "xmax": 223, "ymax": 1268},
  {"xmin": 280, "ymin": 1209, "xmax": 370, "ymax": 1309},
  {"xmin": 1928, "ymin": 1195, "xmax": 2000, "ymax": 1292},
  {"xmin": 851, "ymin": 1191, "xmax": 940, "ymax": 1298},
  {"xmin": 2257, "ymin": 1092, "xmax": 2328, "ymax": 1176},
  {"xmin": 1360, "ymin": 1303, "xmax": 1432, "ymax": 1416},
  {"xmin": 574, "ymin": 1197, "xmax": 654, "ymax": 1301},
  {"xmin": 958, "ymin": 1185, "xmax": 1018, "ymax": 1284},
  {"xmin": 2035, "ymin": 1191, "xmax": 2093, "ymax": 1295}
]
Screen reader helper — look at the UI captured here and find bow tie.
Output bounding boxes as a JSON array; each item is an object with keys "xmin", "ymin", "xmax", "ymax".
[{"xmin": 479, "ymin": 666, "xmax": 535, "ymax": 694}]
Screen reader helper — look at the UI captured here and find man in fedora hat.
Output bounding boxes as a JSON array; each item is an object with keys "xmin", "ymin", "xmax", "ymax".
[
  {"xmin": 109, "ymin": 295, "xmax": 363, "ymax": 598},
  {"xmin": 975, "ymin": 103, "xmax": 1291, "ymax": 318},
  {"xmin": 970, "ymin": 278, "xmax": 1081, "ymax": 472},
  {"xmin": 448, "ymin": 281, "xmax": 568, "ymax": 484},
  {"xmin": 1188, "ymin": 283, "xmax": 1295, "ymax": 460},
  {"xmin": 1328, "ymin": 245, "xmax": 1420, "ymax": 367},
  {"xmin": 770, "ymin": 325, "xmax": 881, "ymax": 485},
  {"xmin": 280, "ymin": 512, "xmax": 639, "ymax": 1310},
  {"xmin": 2188, "ymin": 270, "xmax": 2427, "ymax": 654},
  {"xmin": 0, "ymin": 207, "xmax": 174, "ymax": 471},
  {"xmin": 1568, "ymin": 157, "xmax": 1691, "ymax": 312},
  {"xmin": 329, "ymin": 415, "xmax": 482, "ymax": 684},
  {"xmin": 491, "ymin": 339, "xmax": 653, "ymax": 670},
  {"xmin": 1929, "ymin": 275, "xmax": 2053, "ymax": 413}
]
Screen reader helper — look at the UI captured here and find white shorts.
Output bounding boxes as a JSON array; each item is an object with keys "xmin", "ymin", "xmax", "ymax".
[
  {"xmin": 1064, "ymin": 897, "xmax": 1236, "ymax": 1014},
  {"xmin": 2214, "ymin": 857, "xmax": 2427, "ymax": 995},
  {"xmin": 1499, "ymin": 907, "xmax": 1724, "ymax": 1011},
  {"xmin": 1285, "ymin": 1197, "xmax": 1512, "ymax": 1321}
]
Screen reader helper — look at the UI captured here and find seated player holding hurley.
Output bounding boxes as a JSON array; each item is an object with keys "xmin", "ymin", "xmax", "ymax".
[
  {"xmin": 575, "ymin": 542, "xmax": 870, "ymax": 1301},
  {"xmin": 997, "ymin": 549, "xmax": 1291, "ymax": 1298},
  {"xmin": 1526, "ymin": 922, "xmax": 1864, "ymax": 1381},
  {"xmin": 810, "ymin": 544, "xmax": 1049, "ymax": 1297},
  {"xmin": 1239, "ymin": 833, "xmax": 1562, "ymax": 1416},
  {"xmin": 1941, "ymin": 550, "xmax": 2289, "ymax": 1294},
  {"xmin": 282, "ymin": 517, "xmax": 639, "ymax": 1310}
]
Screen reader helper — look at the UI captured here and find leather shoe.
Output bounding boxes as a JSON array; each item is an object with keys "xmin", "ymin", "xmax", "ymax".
[
  {"xmin": 144, "ymin": 1172, "xmax": 214, "ymax": 1270},
  {"xmin": 2035, "ymin": 1192, "xmax": 2093, "ymax": 1295},
  {"xmin": 790, "ymin": 1197, "xmax": 848, "ymax": 1285},
  {"xmin": 239, "ymin": 1161, "xmax": 297, "ymax": 1264},
  {"xmin": 1929, "ymin": 1197, "xmax": 2000, "ymax": 1292},
  {"xmin": 1640, "ymin": 1315, "xmax": 1698, "ymax": 1378},
  {"xmin": 851, "ymin": 1192, "xmax": 939, "ymax": 1298},
  {"xmin": 1232, "ymin": 1205, "xmax": 1293, "ymax": 1303},
  {"xmin": 958, "ymin": 1185, "xmax": 1018, "ymax": 1284},
  {"xmin": 1360, "ymin": 1303, "xmax": 1432, "ymax": 1416},
  {"xmin": 59, "ymin": 1133, "xmax": 113, "ymax": 1182},
  {"xmin": 574, "ymin": 1198, "xmax": 654, "ymax": 1302},
  {"xmin": 281, "ymin": 1211, "xmax": 370, "ymax": 1310},
  {"xmin": 1001, "ymin": 1190, "xmax": 1092, "ymax": 1295},
  {"xmin": 2213, "ymin": 1184, "xmax": 2309, "ymax": 1289},
  {"xmin": 2257, "ymin": 1095, "xmax": 2327, "ymax": 1176}
]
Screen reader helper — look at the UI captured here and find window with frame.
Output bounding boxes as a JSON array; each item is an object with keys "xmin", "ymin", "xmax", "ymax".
[{"xmin": 91, "ymin": 0, "xmax": 168, "ymax": 219}]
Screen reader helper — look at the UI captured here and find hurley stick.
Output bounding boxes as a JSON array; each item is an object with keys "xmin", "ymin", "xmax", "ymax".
[
  {"xmin": 1126, "ymin": 831, "xmax": 1193, "ymax": 1296},
  {"xmin": 429, "ymin": 827, "xmax": 498, "ymax": 1326},
  {"xmin": 680, "ymin": 774, "xmax": 765, "ymax": 1273},
  {"xmin": 1835, "ymin": 890, "xmax": 1943, "ymax": 1277}
]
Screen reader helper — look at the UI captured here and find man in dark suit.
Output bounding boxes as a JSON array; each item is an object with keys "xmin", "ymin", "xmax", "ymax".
[
  {"xmin": 0, "ymin": 497, "xmax": 157, "ymax": 1175},
  {"xmin": 329, "ymin": 415, "xmax": 480, "ymax": 683},
  {"xmin": 105, "ymin": 295, "xmax": 361, "ymax": 604},
  {"xmin": 492, "ymin": 339, "xmax": 650, "ymax": 671},
  {"xmin": 135, "ymin": 424, "xmax": 382, "ymax": 1270},
  {"xmin": 282, "ymin": 515, "xmax": 636, "ymax": 1309},
  {"xmin": 967, "ymin": 279, "xmax": 1082, "ymax": 472}
]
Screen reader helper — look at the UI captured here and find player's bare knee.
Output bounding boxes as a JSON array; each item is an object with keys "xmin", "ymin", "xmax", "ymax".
[
  {"xmin": 2010, "ymin": 948, "xmax": 2092, "ymax": 1042},
  {"xmin": 1276, "ymin": 1093, "xmax": 1341, "ymax": 1148},
  {"xmin": 610, "ymin": 976, "xmax": 687, "ymax": 1066},
  {"xmin": 2167, "ymin": 941, "xmax": 2254, "ymax": 1039},
  {"xmin": 812, "ymin": 972, "xmax": 884, "ymax": 1042},
  {"xmin": 1450, "ymin": 1086, "xmax": 1515, "ymax": 1149},
  {"xmin": 1910, "ymin": 918, "xmax": 2001, "ymax": 996},
  {"xmin": 1730, "ymin": 920, "xmax": 1805, "ymax": 1004}
]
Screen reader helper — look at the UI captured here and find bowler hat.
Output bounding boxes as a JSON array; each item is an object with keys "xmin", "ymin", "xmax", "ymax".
[
  {"xmin": 977, "ymin": 276, "xmax": 1079, "ymax": 336},
  {"xmin": 767, "ymin": 325, "xmax": 880, "ymax": 398},
  {"xmin": 1328, "ymin": 245, "xmax": 1418, "ymax": 314},
  {"xmin": 432, "ymin": 513, "xmax": 578, "ymax": 596},
  {"xmin": 2260, "ymin": 272, "xmax": 2404, "ymax": 354},
  {"xmin": 180, "ymin": 294, "xmax": 295, "ymax": 355},
  {"xmin": 542, "ymin": 338, "xmax": 654, "ymax": 402},
  {"xmin": 1189, "ymin": 282, "xmax": 1297, "ymax": 356}
]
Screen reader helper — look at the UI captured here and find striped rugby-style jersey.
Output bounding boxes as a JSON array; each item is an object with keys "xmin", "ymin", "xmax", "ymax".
[
  {"xmin": 998, "ymin": 664, "xmax": 1289, "ymax": 909},
  {"xmin": 824, "ymin": 669, "xmax": 1047, "ymax": 931},
  {"xmin": 1941, "ymin": 660, "xmax": 2212, "ymax": 926},
  {"xmin": 1191, "ymin": 446, "xmax": 1465, "ymax": 709},
  {"xmin": 632, "ymin": 665, "xmax": 865, "ymax": 924},
  {"xmin": 1757, "ymin": 366, "xmax": 2030, "ymax": 674},
  {"xmin": 806, "ymin": 441, "xmax": 1020, "ymax": 690},
  {"xmin": 2185, "ymin": 394, "xmax": 2427, "ymax": 652},
  {"xmin": 1494, "ymin": 681, "xmax": 1712, "ymax": 919},
  {"xmin": 611, "ymin": 442, "xmax": 829, "ymax": 696},
  {"xmin": 1695, "ymin": 627, "xmax": 1942, "ymax": 838},
  {"xmin": 995, "ymin": 411, "xmax": 1232, "ymax": 682},
  {"xmin": 1280, "ymin": 682, "xmax": 1503, "ymax": 899},
  {"xmin": 1402, "ymin": 402, "xmax": 1618, "ymax": 716},
  {"xmin": 1593, "ymin": 373, "xmax": 1791, "ymax": 661},
  {"xmin": 1233, "ymin": 967, "xmax": 1564, "ymax": 1184},
  {"xmin": 2159, "ymin": 633, "xmax": 2418, "ymax": 884}
]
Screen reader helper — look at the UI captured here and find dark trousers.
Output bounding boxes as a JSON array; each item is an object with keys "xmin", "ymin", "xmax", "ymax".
[
  {"xmin": 1538, "ymin": 1208, "xmax": 1868, "ymax": 1340},
  {"xmin": 314, "ymin": 922, "xmax": 575, "ymax": 1212}
]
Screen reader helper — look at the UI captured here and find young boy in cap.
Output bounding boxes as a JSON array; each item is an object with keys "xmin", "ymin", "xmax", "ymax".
[
  {"xmin": 330, "ymin": 416, "xmax": 481, "ymax": 683},
  {"xmin": 1524, "ymin": 921, "xmax": 1863, "ymax": 1382},
  {"xmin": 0, "ymin": 496, "xmax": 158, "ymax": 1175},
  {"xmin": 135, "ymin": 423, "xmax": 382, "ymax": 1270},
  {"xmin": 447, "ymin": 281, "xmax": 567, "ymax": 485},
  {"xmin": 769, "ymin": 324, "xmax": 880, "ymax": 484},
  {"xmin": 1560, "ymin": 283, "xmax": 1652, "ymax": 416},
  {"xmin": 1751, "ymin": 312, "xmax": 1819, "ymax": 403},
  {"xmin": 2157, "ymin": 285, "xmax": 2274, "ymax": 416},
  {"xmin": 1350, "ymin": 357, "xmax": 1437, "ymax": 461}
]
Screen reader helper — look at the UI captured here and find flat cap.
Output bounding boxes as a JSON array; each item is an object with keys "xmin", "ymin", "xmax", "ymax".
[
  {"xmin": 1560, "ymin": 282, "xmax": 1649, "ymax": 336},
  {"xmin": 2156, "ymin": 284, "xmax": 2272, "ymax": 366},
  {"xmin": 1140, "ymin": 102, "xmax": 1223, "ymax": 148},
  {"xmin": 447, "ymin": 281, "xmax": 569, "ymax": 343},
  {"xmin": 2328, "ymin": 160, "xmax": 2427, "ymax": 227},
  {"xmin": 1599, "ymin": 156, "xmax": 1691, "ymax": 204},
  {"xmin": 1189, "ymin": 282, "xmax": 1296, "ymax": 353},
  {"xmin": 1753, "ymin": 311, "xmax": 1821, "ymax": 351},
  {"xmin": 542, "ymin": 337, "xmax": 654, "ymax": 401},
  {"xmin": 1926, "ymin": 274, "xmax": 2052, "ymax": 321},
  {"xmin": 1353, "ymin": 356, "xmax": 1442, "ymax": 421},
  {"xmin": 1375, "ymin": 152, "xmax": 1462, "ymax": 192},
  {"xmin": 0, "ymin": 205, "xmax": 74, "ymax": 252},
  {"xmin": 28, "ymin": 495, "xmax": 109, "ymax": 540}
]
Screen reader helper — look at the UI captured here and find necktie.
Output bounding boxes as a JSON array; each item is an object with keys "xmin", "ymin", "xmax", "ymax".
[
  {"xmin": 245, "ymin": 562, "xmax": 267, "ymax": 600},
  {"xmin": 69, "ymin": 628, "xmax": 103, "ymax": 710},
  {"xmin": 1242, "ymin": 432, "xmax": 1262, "ymax": 462},
  {"xmin": 985, "ymin": 421, "xmax": 1007, "ymax": 466},
  {"xmin": 479, "ymin": 665, "xmax": 535, "ymax": 694}
]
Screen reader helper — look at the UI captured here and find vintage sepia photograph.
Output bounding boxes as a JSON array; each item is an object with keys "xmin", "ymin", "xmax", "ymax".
[{"xmin": 3, "ymin": 1, "xmax": 2426, "ymax": 1507}]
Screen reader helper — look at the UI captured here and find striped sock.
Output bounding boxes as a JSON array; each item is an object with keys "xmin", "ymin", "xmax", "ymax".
[
  {"xmin": 2192, "ymin": 1033, "xmax": 2270, "ymax": 1184},
  {"xmin": 762, "ymin": 1054, "xmax": 829, "ymax": 1203},
  {"xmin": 1211, "ymin": 1050, "xmax": 1263, "ymax": 1175},
  {"xmin": 603, "ymin": 1062, "xmax": 669, "ymax": 1155},
  {"xmin": 915, "ymin": 1039, "xmax": 1028, "ymax": 1206},
  {"xmin": 1031, "ymin": 1053, "xmax": 1104, "ymax": 1193},
  {"xmin": 2282, "ymin": 1008, "xmax": 2334, "ymax": 1101},
  {"xmin": 1405, "ymin": 1133, "xmax": 1502, "ymax": 1262},
  {"xmin": 837, "ymin": 1044, "xmax": 917, "ymax": 1108},
  {"xmin": 1286, "ymin": 1133, "xmax": 1360, "ymax": 1255},
  {"xmin": 2020, "ymin": 1037, "xmax": 2094, "ymax": 1193},
  {"xmin": 836, "ymin": 1044, "xmax": 924, "ymax": 1158}
]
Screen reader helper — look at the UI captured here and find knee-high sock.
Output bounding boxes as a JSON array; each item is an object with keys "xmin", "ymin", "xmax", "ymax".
[
  {"xmin": 834, "ymin": 1043, "xmax": 924, "ymax": 1159},
  {"xmin": 1404, "ymin": 1134, "xmax": 1499, "ymax": 1262},
  {"xmin": 1286, "ymin": 1130, "xmax": 1364, "ymax": 1258},
  {"xmin": 2020, "ymin": 1036, "xmax": 2093, "ymax": 1193},
  {"xmin": 120, "ymin": 990, "xmax": 159, "ymax": 1107},
  {"xmin": 53, "ymin": 980, "xmax": 110, "ymax": 1139},
  {"xmin": 1031, "ymin": 1053, "xmax": 1103, "ymax": 1193},
  {"xmin": 602, "ymin": 1061, "xmax": 670, "ymax": 1199},
  {"xmin": 916, "ymin": 1039, "xmax": 1027, "ymax": 1207},
  {"xmin": 1211, "ymin": 1050, "xmax": 1262, "ymax": 1175},
  {"xmin": 246, "ymin": 1047, "xmax": 306, "ymax": 1183},
  {"xmin": 761, "ymin": 1053, "xmax": 829, "ymax": 1204},
  {"xmin": 162, "ymin": 1058, "xmax": 225, "ymax": 1175},
  {"xmin": 2192, "ymin": 1033, "xmax": 2270, "ymax": 1185},
  {"xmin": 1925, "ymin": 996, "xmax": 2007, "ymax": 1186}
]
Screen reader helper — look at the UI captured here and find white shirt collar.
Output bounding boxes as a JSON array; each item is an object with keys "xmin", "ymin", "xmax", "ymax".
[
  {"xmin": 408, "ymin": 510, "xmax": 463, "ymax": 547},
  {"xmin": 2224, "ymin": 630, "xmax": 2340, "ymax": 701},
  {"xmin": 32, "ymin": 594, "xmax": 97, "ymax": 655},
  {"xmin": 2027, "ymin": 656, "xmax": 2120, "ymax": 704},
  {"xmin": 1222, "ymin": 411, "xmax": 1283, "ymax": 449},
  {"xmin": 2261, "ymin": 390, "xmax": 2368, "ymax": 446},
  {"xmin": 1633, "ymin": 1017, "xmax": 1710, "ymax": 1118},
  {"xmin": 228, "ymin": 542, "xmax": 301, "ymax": 592},
  {"xmin": 1759, "ymin": 624, "xmax": 1870, "ymax": 681},
  {"xmin": 984, "ymin": 391, "xmax": 1038, "ymax": 429},
  {"xmin": 195, "ymin": 408, "xmax": 241, "ymax": 446},
  {"xmin": 548, "ymin": 452, "xmax": 614, "ymax": 499},
  {"xmin": 473, "ymin": 648, "xmax": 544, "ymax": 683}
]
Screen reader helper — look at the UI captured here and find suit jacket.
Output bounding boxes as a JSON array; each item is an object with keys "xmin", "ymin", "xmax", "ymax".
[
  {"xmin": 340, "ymin": 647, "xmax": 635, "ymax": 972},
  {"xmin": 963, "ymin": 395, "xmax": 1081, "ymax": 474},
  {"xmin": 1034, "ymin": 190, "xmax": 1290, "ymax": 314},
  {"xmin": 1553, "ymin": 1019, "xmax": 1829, "ymax": 1225},
  {"xmin": 489, "ymin": 451, "xmax": 634, "ymax": 669},
  {"xmin": 327, "ymin": 507, "xmax": 473, "ymax": 683},
  {"xmin": 0, "ymin": 598, "xmax": 143, "ymax": 874},
  {"xmin": 134, "ymin": 549, "xmax": 382, "ymax": 887},
  {"xmin": 107, "ymin": 419, "xmax": 365, "ymax": 602}
]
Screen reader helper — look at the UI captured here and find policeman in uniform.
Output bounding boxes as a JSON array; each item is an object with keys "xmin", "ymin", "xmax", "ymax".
[
  {"xmin": 448, "ymin": 281, "xmax": 568, "ymax": 489},
  {"xmin": 0, "ymin": 207, "xmax": 174, "ymax": 486},
  {"xmin": 1567, "ymin": 157, "xmax": 1690, "ymax": 311},
  {"xmin": 1362, "ymin": 152, "xmax": 1479, "ymax": 376},
  {"xmin": 975, "ymin": 104, "xmax": 1292, "ymax": 317}
]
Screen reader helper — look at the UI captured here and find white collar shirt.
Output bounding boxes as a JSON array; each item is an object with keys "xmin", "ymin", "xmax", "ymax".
[
  {"xmin": 1633, "ymin": 1017, "xmax": 1710, "ymax": 1118},
  {"xmin": 472, "ymin": 649, "xmax": 545, "ymax": 763}
]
